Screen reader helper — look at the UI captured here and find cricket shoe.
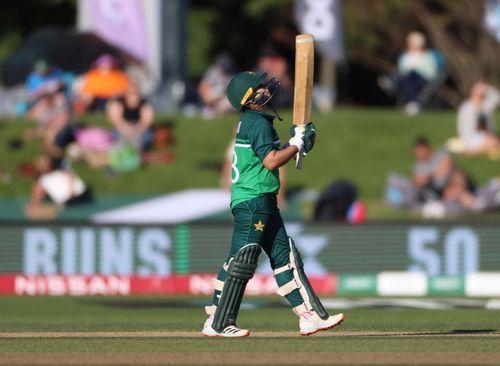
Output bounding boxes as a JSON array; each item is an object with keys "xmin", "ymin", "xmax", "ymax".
[
  {"xmin": 299, "ymin": 310, "xmax": 344, "ymax": 336},
  {"xmin": 201, "ymin": 315, "xmax": 250, "ymax": 337}
]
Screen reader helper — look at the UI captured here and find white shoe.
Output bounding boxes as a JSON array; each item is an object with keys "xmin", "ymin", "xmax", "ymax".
[
  {"xmin": 201, "ymin": 315, "xmax": 250, "ymax": 337},
  {"xmin": 299, "ymin": 310, "xmax": 344, "ymax": 336}
]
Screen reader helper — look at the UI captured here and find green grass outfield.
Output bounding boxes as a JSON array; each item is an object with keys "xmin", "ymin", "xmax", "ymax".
[
  {"xmin": 1, "ymin": 108, "xmax": 499, "ymax": 219},
  {"xmin": 1, "ymin": 296, "xmax": 500, "ymax": 365}
]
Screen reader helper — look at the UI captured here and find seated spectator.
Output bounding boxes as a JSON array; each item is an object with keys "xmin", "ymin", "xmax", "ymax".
[
  {"xmin": 26, "ymin": 58, "xmax": 64, "ymax": 103},
  {"xmin": 198, "ymin": 53, "xmax": 237, "ymax": 119},
  {"xmin": 79, "ymin": 54, "xmax": 129, "ymax": 111},
  {"xmin": 379, "ymin": 31, "xmax": 442, "ymax": 115},
  {"xmin": 442, "ymin": 169, "xmax": 478, "ymax": 211},
  {"xmin": 256, "ymin": 47, "xmax": 293, "ymax": 108},
  {"xmin": 27, "ymin": 83, "xmax": 76, "ymax": 161},
  {"xmin": 387, "ymin": 137, "xmax": 500, "ymax": 218},
  {"xmin": 26, "ymin": 154, "xmax": 89, "ymax": 220},
  {"xmin": 106, "ymin": 80, "xmax": 154, "ymax": 151},
  {"xmin": 412, "ymin": 136, "xmax": 454, "ymax": 201},
  {"xmin": 457, "ymin": 81, "xmax": 500, "ymax": 155}
]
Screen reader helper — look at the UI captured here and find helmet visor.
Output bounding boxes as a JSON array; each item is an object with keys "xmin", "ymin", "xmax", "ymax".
[{"xmin": 244, "ymin": 78, "xmax": 281, "ymax": 109}]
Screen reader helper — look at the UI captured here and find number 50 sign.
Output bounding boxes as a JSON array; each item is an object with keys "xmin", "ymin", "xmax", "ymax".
[{"xmin": 407, "ymin": 227, "xmax": 479, "ymax": 275}]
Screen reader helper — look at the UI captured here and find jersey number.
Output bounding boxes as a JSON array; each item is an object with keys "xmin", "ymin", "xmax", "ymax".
[{"xmin": 231, "ymin": 151, "xmax": 240, "ymax": 183}]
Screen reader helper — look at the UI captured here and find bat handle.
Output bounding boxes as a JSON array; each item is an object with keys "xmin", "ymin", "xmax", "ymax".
[{"xmin": 294, "ymin": 124, "xmax": 306, "ymax": 170}]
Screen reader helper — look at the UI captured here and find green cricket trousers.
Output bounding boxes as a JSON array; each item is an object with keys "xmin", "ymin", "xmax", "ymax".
[{"xmin": 211, "ymin": 195, "xmax": 304, "ymax": 307}]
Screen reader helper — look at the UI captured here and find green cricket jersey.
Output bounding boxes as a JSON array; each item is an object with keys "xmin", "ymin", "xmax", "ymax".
[{"xmin": 230, "ymin": 109, "xmax": 281, "ymax": 208}]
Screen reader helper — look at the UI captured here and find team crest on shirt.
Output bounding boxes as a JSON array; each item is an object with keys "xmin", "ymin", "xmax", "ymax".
[{"xmin": 254, "ymin": 220, "xmax": 265, "ymax": 232}]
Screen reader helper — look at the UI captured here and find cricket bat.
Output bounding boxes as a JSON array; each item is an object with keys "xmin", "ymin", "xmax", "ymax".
[{"xmin": 293, "ymin": 34, "xmax": 314, "ymax": 170}]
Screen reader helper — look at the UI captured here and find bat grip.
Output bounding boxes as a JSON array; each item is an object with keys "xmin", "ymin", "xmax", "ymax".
[{"xmin": 294, "ymin": 124, "xmax": 306, "ymax": 170}]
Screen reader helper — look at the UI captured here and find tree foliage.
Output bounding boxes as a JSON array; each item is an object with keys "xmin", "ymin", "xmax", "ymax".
[
  {"xmin": 187, "ymin": 0, "xmax": 296, "ymax": 81},
  {"xmin": 344, "ymin": 0, "xmax": 500, "ymax": 106}
]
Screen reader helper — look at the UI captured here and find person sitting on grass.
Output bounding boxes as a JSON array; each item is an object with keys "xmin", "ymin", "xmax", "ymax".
[
  {"xmin": 412, "ymin": 136, "xmax": 454, "ymax": 202},
  {"xmin": 25, "ymin": 58, "xmax": 64, "ymax": 105},
  {"xmin": 457, "ymin": 81, "xmax": 500, "ymax": 156},
  {"xmin": 25, "ymin": 154, "xmax": 89, "ymax": 220},
  {"xmin": 78, "ymin": 54, "xmax": 129, "ymax": 112},
  {"xmin": 106, "ymin": 80, "xmax": 155, "ymax": 151},
  {"xmin": 27, "ymin": 82, "xmax": 76, "ymax": 164}
]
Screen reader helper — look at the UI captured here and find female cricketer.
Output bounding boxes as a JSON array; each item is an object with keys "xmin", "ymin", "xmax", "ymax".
[{"xmin": 202, "ymin": 71, "xmax": 344, "ymax": 337}]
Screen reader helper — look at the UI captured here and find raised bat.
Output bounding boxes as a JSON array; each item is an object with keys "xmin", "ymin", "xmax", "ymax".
[{"xmin": 293, "ymin": 34, "xmax": 314, "ymax": 170}]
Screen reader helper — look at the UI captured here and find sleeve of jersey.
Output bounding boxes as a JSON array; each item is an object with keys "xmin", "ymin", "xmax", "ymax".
[{"xmin": 249, "ymin": 121, "xmax": 278, "ymax": 162}]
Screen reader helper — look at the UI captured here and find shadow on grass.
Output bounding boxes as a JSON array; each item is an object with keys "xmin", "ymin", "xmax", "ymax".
[
  {"xmin": 367, "ymin": 329, "xmax": 498, "ymax": 337},
  {"xmin": 76, "ymin": 298, "xmax": 286, "ymax": 310}
]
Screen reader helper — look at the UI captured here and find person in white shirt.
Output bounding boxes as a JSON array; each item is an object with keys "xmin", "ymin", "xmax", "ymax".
[{"xmin": 457, "ymin": 81, "xmax": 500, "ymax": 155}]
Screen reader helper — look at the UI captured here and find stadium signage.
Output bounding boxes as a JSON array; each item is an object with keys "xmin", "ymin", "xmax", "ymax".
[
  {"xmin": 407, "ymin": 226, "xmax": 480, "ymax": 275},
  {"xmin": 14, "ymin": 275, "xmax": 130, "ymax": 296},
  {"xmin": 1, "ymin": 273, "xmax": 498, "ymax": 297},
  {"xmin": 0, "ymin": 274, "xmax": 334, "ymax": 296},
  {"xmin": 23, "ymin": 227, "xmax": 172, "ymax": 275},
  {"xmin": 0, "ymin": 223, "xmax": 498, "ymax": 276}
]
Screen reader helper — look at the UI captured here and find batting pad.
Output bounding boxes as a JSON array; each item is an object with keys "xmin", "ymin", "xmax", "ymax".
[
  {"xmin": 274, "ymin": 238, "xmax": 329, "ymax": 320},
  {"xmin": 212, "ymin": 243, "xmax": 261, "ymax": 332}
]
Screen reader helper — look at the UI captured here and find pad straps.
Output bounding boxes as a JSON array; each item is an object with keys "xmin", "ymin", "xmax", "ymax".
[{"xmin": 274, "ymin": 238, "xmax": 329, "ymax": 319}]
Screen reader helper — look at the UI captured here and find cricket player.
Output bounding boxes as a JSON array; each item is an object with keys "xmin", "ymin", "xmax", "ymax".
[{"xmin": 202, "ymin": 71, "xmax": 344, "ymax": 337}]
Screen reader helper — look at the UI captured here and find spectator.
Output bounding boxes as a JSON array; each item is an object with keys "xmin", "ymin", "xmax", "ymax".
[
  {"xmin": 398, "ymin": 32, "xmax": 440, "ymax": 115},
  {"xmin": 106, "ymin": 80, "xmax": 154, "ymax": 151},
  {"xmin": 442, "ymin": 169, "xmax": 478, "ymax": 211},
  {"xmin": 256, "ymin": 47, "xmax": 293, "ymax": 108},
  {"xmin": 387, "ymin": 137, "xmax": 500, "ymax": 218},
  {"xmin": 198, "ymin": 53, "xmax": 237, "ymax": 119},
  {"xmin": 27, "ymin": 83, "xmax": 75, "ymax": 161},
  {"xmin": 26, "ymin": 58, "xmax": 64, "ymax": 102},
  {"xmin": 412, "ymin": 136, "xmax": 454, "ymax": 201},
  {"xmin": 79, "ymin": 54, "xmax": 129, "ymax": 111},
  {"xmin": 457, "ymin": 81, "xmax": 500, "ymax": 155},
  {"xmin": 25, "ymin": 154, "xmax": 89, "ymax": 220},
  {"xmin": 379, "ymin": 31, "xmax": 442, "ymax": 115}
]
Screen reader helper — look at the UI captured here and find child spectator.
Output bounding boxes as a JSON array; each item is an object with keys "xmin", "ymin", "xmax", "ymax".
[{"xmin": 442, "ymin": 170, "xmax": 478, "ymax": 211}]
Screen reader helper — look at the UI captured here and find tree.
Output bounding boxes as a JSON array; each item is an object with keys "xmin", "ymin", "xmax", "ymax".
[
  {"xmin": 343, "ymin": 0, "xmax": 500, "ymax": 107},
  {"xmin": 412, "ymin": 0, "xmax": 500, "ymax": 106}
]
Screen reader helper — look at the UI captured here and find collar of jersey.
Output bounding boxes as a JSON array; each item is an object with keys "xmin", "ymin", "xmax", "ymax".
[{"xmin": 245, "ymin": 109, "xmax": 275, "ymax": 122}]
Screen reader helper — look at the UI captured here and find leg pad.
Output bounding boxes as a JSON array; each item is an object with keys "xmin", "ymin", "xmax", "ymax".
[
  {"xmin": 212, "ymin": 243, "xmax": 261, "ymax": 331},
  {"xmin": 274, "ymin": 238, "xmax": 329, "ymax": 320}
]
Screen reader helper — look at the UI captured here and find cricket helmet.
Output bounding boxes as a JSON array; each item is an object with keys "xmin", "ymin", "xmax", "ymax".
[{"xmin": 227, "ymin": 71, "xmax": 280, "ymax": 112}]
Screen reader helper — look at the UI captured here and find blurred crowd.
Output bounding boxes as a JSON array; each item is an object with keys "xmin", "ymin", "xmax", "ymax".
[
  {"xmin": 4, "ymin": 27, "xmax": 500, "ymax": 222},
  {"xmin": 16, "ymin": 44, "xmax": 294, "ymax": 218},
  {"xmin": 18, "ymin": 54, "xmax": 176, "ymax": 219},
  {"xmin": 378, "ymin": 31, "xmax": 500, "ymax": 220},
  {"xmin": 197, "ymin": 46, "xmax": 293, "ymax": 119}
]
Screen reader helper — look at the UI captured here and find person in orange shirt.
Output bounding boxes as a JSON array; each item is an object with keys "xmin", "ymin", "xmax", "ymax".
[{"xmin": 80, "ymin": 54, "xmax": 129, "ymax": 111}]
